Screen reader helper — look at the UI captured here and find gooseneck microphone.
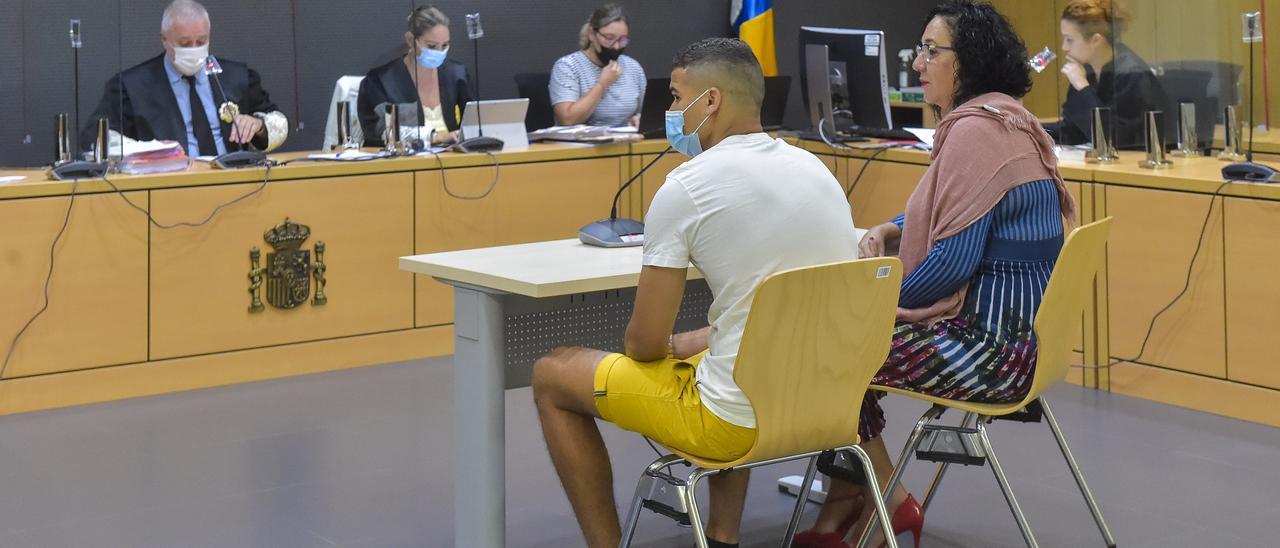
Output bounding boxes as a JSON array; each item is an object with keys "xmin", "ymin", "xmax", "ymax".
[
  {"xmin": 456, "ymin": 13, "xmax": 504, "ymax": 153},
  {"xmin": 50, "ymin": 19, "xmax": 108, "ymax": 181},
  {"xmin": 206, "ymin": 55, "xmax": 268, "ymax": 169},
  {"xmin": 578, "ymin": 146, "xmax": 673, "ymax": 247},
  {"xmin": 1222, "ymin": 11, "xmax": 1278, "ymax": 183}
]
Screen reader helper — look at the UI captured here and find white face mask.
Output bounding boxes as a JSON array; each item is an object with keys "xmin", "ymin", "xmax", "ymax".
[{"xmin": 171, "ymin": 44, "xmax": 209, "ymax": 76}]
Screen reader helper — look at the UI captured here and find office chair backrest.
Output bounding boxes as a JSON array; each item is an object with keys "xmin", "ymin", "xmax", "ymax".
[
  {"xmin": 514, "ymin": 72, "xmax": 554, "ymax": 132},
  {"xmin": 1026, "ymin": 217, "xmax": 1113, "ymax": 402},
  {"xmin": 680, "ymin": 258, "xmax": 901, "ymax": 470}
]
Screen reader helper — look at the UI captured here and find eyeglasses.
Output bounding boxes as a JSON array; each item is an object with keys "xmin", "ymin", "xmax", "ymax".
[
  {"xmin": 914, "ymin": 42, "xmax": 955, "ymax": 63},
  {"xmin": 595, "ymin": 29, "xmax": 631, "ymax": 48}
]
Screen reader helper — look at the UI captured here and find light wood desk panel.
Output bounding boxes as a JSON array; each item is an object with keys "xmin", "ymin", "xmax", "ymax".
[
  {"xmin": 844, "ymin": 159, "xmax": 925, "ymax": 227},
  {"xmin": 1223, "ymin": 197, "xmax": 1280, "ymax": 390},
  {"xmin": 637, "ymin": 153, "xmax": 688, "ymax": 218},
  {"xmin": 415, "ymin": 158, "xmax": 622, "ymax": 327},
  {"xmin": 150, "ymin": 173, "xmax": 415, "ymax": 360},
  {"xmin": 1104, "ymin": 185, "xmax": 1226, "ymax": 378},
  {"xmin": 0, "ymin": 192, "xmax": 149, "ymax": 377}
]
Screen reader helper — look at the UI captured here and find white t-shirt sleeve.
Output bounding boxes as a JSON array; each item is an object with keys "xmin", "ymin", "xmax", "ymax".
[
  {"xmin": 642, "ymin": 177, "xmax": 696, "ymax": 269},
  {"xmin": 549, "ymin": 57, "xmax": 580, "ymax": 106}
]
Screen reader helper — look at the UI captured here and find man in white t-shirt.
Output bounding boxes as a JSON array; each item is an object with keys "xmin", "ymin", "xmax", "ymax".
[{"xmin": 532, "ymin": 38, "xmax": 859, "ymax": 548}]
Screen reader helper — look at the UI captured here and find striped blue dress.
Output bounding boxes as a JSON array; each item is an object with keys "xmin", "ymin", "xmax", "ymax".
[{"xmin": 860, "ymin": 179, "xmax": 1066, "ymax": 441}]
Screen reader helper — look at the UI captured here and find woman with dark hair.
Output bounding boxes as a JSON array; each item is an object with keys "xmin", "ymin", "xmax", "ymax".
[
  {"xmin": 1045, "ymin": 0, "xmax": 1170, "ymax": 149},
  {"xmin": 794, "ymin": 2, "xmax": 1075, "ymax": 547},
  {"xmin": 549, "ymin": 3, "xmax": 647, "ymax": 127},
  {"xmin": 357, "ymin": 5, "xmax": 473, "ymax": 147}
]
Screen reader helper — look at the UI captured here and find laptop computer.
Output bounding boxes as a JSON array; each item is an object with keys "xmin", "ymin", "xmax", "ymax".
[
  {"xmin": 638, "ymin": 78, "xmax": 673, "ymax": 138},
  {"xmin": 637, "ymin": 76, "xmax": 791, "ymax": 138},
  {"xmin": 460, "ymin": 98, "xmax": 531, "ymax": 150},
  {"xmin": 761, "ymin": 75, "xmax": 791, "ymax": 131}
]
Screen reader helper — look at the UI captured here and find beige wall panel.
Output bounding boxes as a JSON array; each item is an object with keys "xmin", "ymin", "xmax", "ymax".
[
  {"xmin": 1223, "ymin": 197, "xmax": 1280, "ymax": 389},
  {"xmin": 845, "ymin": 160, "xmax": 926, "ymax": 228},
  {"xmin": 415, "ymin": 159, "xmax": 621, "ymax": 327},
  {"xmin": 0, "ymin": 192, "xmax": 149, "ymax": 377},
  {"xmin": 1105, "ymin": 185, "xmax": 1225, "ymax": 377},
  {"xmin": 0, "ymin": 326, "xmax": 452, "ymax": 416},
  {"xmin": 496, "ymin": 159, "xmax": 623, "ymax": 246},
  {"xmin": 150, "ymin": 174, "xmax": 415, "ymax": 359},
  {"xmin": 638, "ymin": 154, "xmax": 689, "ymax": 218},
  {"xmin": 1110, "ymin": 361, "xmax": 1280, "ymax": 428}
]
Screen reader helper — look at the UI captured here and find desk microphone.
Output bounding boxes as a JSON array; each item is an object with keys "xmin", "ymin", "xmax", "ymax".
[
  {"xmin": 1223, "ymin": 11, "xmax": 1277, "ymax": 183},
  {"xmin": 205, "ymin": 55, "xmax": 268, "ymax": 169},
  {"xmin": 456, "ymin": 13, "xmax": 504, "ymax": 153},
  {"xmin": 50, "ymin": 19, "xmax": 108, "ymax": 181},
  {"xmin": 578, "ymin": 146, "xmax": 672, "ymax": 247}
]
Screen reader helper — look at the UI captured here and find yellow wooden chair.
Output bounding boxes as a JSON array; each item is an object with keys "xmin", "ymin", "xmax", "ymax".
[
  {"xmin": 851, "ymin": 217, "xmax": 1117, "ymax": 548},
  {"xmin": 618, "ymin": 258, "xmax": 904, "ymax": 548}
]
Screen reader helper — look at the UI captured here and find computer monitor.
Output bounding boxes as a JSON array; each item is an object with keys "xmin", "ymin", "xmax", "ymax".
[
  {"xmin": 638, "ymin": 77, "xmax": 672, "ymax": 138},
  {"xmin": 799, "ymin": 26, "xmax": 893, "ymax": 133},
  {"xmin": 761, "ymin": 75, "xmax": 791, "ymax": 131}
]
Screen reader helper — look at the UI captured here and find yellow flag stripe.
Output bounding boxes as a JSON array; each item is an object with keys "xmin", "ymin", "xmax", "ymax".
[{"xmin": 738, "ymin": 9, "xmax": 777, "ymax": 77}]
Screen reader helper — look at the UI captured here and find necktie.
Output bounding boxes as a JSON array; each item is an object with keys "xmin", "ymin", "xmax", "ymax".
[{"xmin": 184, "ymin": 75, "xmax": 219, "ymax": 156}]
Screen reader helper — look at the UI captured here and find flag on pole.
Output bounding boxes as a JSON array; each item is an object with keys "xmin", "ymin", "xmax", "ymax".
[{"xmin": 731, "ymin": 0, "xmax": 778, "ymax": 76}]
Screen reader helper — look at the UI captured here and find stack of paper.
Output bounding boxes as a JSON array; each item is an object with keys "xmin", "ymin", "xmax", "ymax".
[
  {"xmin": 116, "ymin": 140, "xmax": 190, "ymax": 175},
  {"xmin": 528, "ymin": 125, "xmax": 637, "ymax": 143}
]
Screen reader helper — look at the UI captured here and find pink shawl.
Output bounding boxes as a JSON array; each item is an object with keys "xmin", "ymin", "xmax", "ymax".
[{"xmin": 897, "ymin": 92, "xmax": 1076, "ymax": 324}]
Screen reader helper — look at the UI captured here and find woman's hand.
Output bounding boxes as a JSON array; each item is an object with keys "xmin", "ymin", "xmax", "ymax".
[
  {"xmin": 432, "ymin": 130, "xmax": 460, "ymax": 146},
  {"xmin": 1061, "ymin": 59, "xmax": 1089, "ymax": 91},
  {"xmin": 599, "ymin": 60, "xmax": 623, "ymax": 88},
  {"xmin": 858, "ymin": 222, "xmax": 902, "ymax": 258}
]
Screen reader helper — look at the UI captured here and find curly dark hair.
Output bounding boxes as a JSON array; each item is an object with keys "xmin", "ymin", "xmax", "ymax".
[{"xmin": 927, "ymin": 0, "xmax": 1032, "ymax": 108}]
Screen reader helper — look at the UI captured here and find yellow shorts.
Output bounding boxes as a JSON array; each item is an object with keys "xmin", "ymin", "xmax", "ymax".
[{"xmin": 593, "ymin": 350, "xmax": 756, "ymax": 462}]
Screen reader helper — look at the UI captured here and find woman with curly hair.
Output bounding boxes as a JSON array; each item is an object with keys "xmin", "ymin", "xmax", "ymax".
[{"xmin": 794, "ymin": 2, "xmax": 1076, "ymax": 547}]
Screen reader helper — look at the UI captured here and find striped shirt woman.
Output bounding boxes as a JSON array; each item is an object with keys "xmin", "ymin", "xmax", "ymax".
[
  {"xmin": 550, "ymin": 52, "xmax": 646, "ymax": 128},
  {"xmin": 859, "ymin": 178, "xmax": 1065, "ymax": 441},
  {"xmin": 550, "ymin": 3, "xmax": 647, "ymax": 128}
]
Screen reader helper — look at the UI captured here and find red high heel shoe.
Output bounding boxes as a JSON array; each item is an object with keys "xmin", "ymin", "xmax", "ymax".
[
  {"xmin": 794, "ymin": 494, "xmax": 924, "ymax": 548},
  {"xmin": 881, "ymin": 494, "xmax": 924, "ymax": 548},
  {"xmin": 792, "ymin": 495, "xmax": 864, "ymax": 548}
]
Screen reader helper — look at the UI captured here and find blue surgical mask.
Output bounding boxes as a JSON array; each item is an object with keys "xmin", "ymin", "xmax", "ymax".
[
  {"xmin": 665, "ymin": 89, "xmax": 712, "ymax": 157},
  {"xmin": 417, "ymin": 46, "xmax": 448, "ymax": 69}
]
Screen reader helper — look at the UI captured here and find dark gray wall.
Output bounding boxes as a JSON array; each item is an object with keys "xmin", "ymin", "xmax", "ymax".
[{"xmin": 1, "ymin": 0, "xmax": 937, "ymax": 167}]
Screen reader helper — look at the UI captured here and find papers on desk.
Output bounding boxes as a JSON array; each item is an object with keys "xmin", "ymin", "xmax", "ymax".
[
  {"xmin": 903, "ymin": 128, "xmax": 935, "ymax": 149},
  {"xmin": 1054, "ymin": 145, "xmax": 1090, "ymax": 163},
  {"xmin": 113, "ymin": 139, "xmax": 191, "ymax": 175},
  {"xmin": 306, "ymin": 149, "xmax": 385, "ymax": 161},
  {"xmin": 0, "ymin": 176, "xmax": 26, "ymax": 184},
  {"xmin": 528, "ymin": 125, "xmax": 638, "ymax": 143}
]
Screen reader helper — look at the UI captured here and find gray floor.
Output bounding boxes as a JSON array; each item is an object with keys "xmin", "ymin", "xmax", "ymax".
[{"xmin": 0, "ymin": 357, "xmax": 1276, "ymax": 548}]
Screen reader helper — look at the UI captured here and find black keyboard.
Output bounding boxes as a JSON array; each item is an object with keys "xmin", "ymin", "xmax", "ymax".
[{"xmin": 844, "ymin": 126, "xmax": 922, "ymax": 142}]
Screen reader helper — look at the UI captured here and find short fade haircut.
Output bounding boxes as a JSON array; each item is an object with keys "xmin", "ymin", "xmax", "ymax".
[
  {"xmin": 671, "ymin": 38, "xmax": 765, "ymax": 111},
  {"xmin": 162, "ymin": 0, "xmax": 209, "ymax": 34}
]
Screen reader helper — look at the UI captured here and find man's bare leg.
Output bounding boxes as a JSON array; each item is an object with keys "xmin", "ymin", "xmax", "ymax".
[
  {"xmin": 532, "ymin": 346, "xmax": 616, "ymax": 548},
  {"xmin": 706, "ymin": 469, "xmax": 751, "ymax": 543}
]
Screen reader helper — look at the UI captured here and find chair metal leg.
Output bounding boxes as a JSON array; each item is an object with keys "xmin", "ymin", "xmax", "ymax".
[
  {"xmin": 781, "ymin": 456, "xmax": 819, "ymax": 547},
  {"xmin": 1039, "ymin": 398, "xmax": 1117, "ymax": 548},
  {"xmin": 976, "ymin": 421, "xmax": 1039, "ymax": 548},
  {"xmin": 684, "ymin": 468, "xmax": 713, "ymax": 548},
  {"xmin": 849, "ymin": 445, "xmax": 899, "ymax": 548},
  {"xmin": 854, "ymin": 404, "xmax": 945, "ymax": 548},
  {"xmin": 618, "ymin": 470, "xmax": 655, "ymax": 548},
  {"xmin": 620, "ymin": 454, "xmax": 689, "ymax": 548},
  {"xmin": 920, "ymin": 411, "xmax": 976, "ymax": 512}
]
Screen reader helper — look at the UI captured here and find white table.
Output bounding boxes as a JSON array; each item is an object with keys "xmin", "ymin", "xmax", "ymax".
[{"xmin": 400, "ymin": 239, "xmax": 708, "ymax": 547}]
